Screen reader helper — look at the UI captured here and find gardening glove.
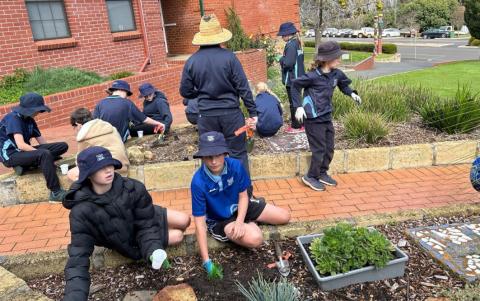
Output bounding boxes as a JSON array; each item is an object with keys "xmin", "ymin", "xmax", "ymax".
[
  {"xmin": 150, "ymin": 249, "xmax": 170, "ymax": 270},
  {"xmin": 351, "ymin": 93, "xmax": 362, "ymax": 105},
  {"xmin": 203, "ymin": 259, "xmax": 214, "ymax": 274},
  {"xmin": 295, "ymin": 107, "xmax": 307, "ymax": 123}
]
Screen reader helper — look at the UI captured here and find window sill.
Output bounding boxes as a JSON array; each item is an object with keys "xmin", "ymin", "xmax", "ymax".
[
  {"xmin": 112, "ymin": 31, "xmax": 142, "ymax": 42},
  {"xmin": 35, "ymin": 38, "xmax": 77, "ymax": 51}
]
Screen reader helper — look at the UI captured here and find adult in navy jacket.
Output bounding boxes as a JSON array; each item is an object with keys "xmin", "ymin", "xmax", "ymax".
[
  {"xmin": 255, "ymin": 82, "xmax": 283, "ymax": 137},
  {"xmin": 180, "ymin": 14, "xmax": 260, "ymax": 200}
]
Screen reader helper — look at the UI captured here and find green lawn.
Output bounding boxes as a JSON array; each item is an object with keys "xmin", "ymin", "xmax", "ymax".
[
  {"xmin": 375, "ymin": 61, "xmax": 480, "ymax": 98},
  {"xmin": 304, "ymin": 47, "xmax": 388, "ymax": 67}
]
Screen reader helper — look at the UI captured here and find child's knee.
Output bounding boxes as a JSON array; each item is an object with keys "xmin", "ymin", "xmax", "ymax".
[
  {"xmin": 180, "ymin": 214, "xmax": 191, "ymax": 230},
  {"xmin": 281, "ymin": 209, "xmax": 292, "ymax": 224},
  {"xmin": 246, "ymin": 230, "xmax": 264, "ymax": 248},
  {"xmin": 168, "ymin": 229, "xmax": 184, "ymax": 246}
]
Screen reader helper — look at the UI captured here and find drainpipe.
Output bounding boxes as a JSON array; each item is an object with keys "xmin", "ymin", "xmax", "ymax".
[
  {"xmin": 199, "ymin": 0, "xmax": 204, "ymax": 16},
  {"xmin": 138, "ymin": 0, "xmax": 150, "ymax": 72}
]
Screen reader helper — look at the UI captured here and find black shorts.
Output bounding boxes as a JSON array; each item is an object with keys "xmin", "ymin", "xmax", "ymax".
[
  {"xmin": 154, "ymin": 205, "xmax": 169, "ymax": 248},
  {"xmin": 207, "ymin": 199, "xmax": 267, "ymax": 242}
]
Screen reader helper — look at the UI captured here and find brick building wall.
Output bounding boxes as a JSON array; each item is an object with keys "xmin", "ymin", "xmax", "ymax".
[{"xmin": 162, "ymin": 0, "xmax": 301, "ymax": 55}]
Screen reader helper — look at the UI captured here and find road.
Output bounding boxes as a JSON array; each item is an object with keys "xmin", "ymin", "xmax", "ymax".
[{"xmin": 305, "ymin": 37, "xmax": 480, "ymax": 78}]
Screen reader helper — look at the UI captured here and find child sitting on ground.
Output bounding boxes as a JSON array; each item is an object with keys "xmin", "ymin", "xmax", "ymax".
[
  {"xmin": 254, "ymin": 82, "xmax": 283, "ymax": 137},
  {"xmin": 190, "ymin": 131, "xmax": 290, "ymax": 278},
  {"xmin": 67, "ymin": 108, "xmax": 129, "ymax": 181},
  {"xmin": 62, "ymin": 146, "xmax": 190, "ymax": 300},
  {"xmin": 130, "ymin": 83, "xmax": 173, "ymax": 136},
  {"xmin": 291, "ymin": 41, "xmax": 361, "ymax": 191},
  {"xmin": 0, "ymin": 92, "xmax": 68, "ymax": 202}
]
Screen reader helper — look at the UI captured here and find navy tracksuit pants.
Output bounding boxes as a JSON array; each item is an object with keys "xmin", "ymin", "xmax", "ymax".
[
  {"xmin": 197, "ymin": 109, "xmax": 253, "ymax": 197},
  {"xmin": 304, "ymin": 120, "xmax": 335, "ymax": 178}
]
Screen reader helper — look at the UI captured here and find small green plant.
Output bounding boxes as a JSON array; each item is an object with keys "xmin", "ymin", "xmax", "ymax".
[
  {"xmin": 343, "ymin": 110, "xmax": 389, "ymax": 144},
  {"xmin": 0, "ymin": 69, "xmax": 29, "ymax": 104},
  {"xmin": 225, "ymin": 7, "xmax": 250, "ymax": 51},
  {"xmin": 309, "ymin": 223, "xmax": 395, "ymax": 276},
  {"xmin": 250, "ymin": 35, "xmax": 278, "ymax": 67},
  {"xmin": 236, "ymin": 272, "xmax": 300, "ymax": 301},
  {"xmin": 208, "ymin": 262, "xmax": 224, "ymax": 281},
  {"xmin": 441, "ymin": 284, "xmax": 480, "ymax": 301},
  {"xmin": 418, "ymin": 84, "xmax": 480, "ymax": 134},
  {"xmin": 108, "ymin": 71, "xmax": 134, "ymax": 80}
]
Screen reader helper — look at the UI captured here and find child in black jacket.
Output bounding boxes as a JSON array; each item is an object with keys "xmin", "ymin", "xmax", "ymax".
[
  {"xmin": 291, "ymin": 41, "xmax": 361, "ymax": 191},
  {"xmin": 62, "ymin": 146, "xmax": 190, "ymax": 300}
]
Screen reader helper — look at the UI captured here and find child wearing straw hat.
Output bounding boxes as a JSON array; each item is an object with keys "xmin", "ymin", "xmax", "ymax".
[
  {"xmin": 291, "ymin": 41, "xmax": 361, "ymax": 191},
  {"xmin": 254, "ymin": 82, "xmax": 283, "ymax": 137},
  {"xmin": 180, "ymin": 14, "xmax": 263, "ymax": 203}
]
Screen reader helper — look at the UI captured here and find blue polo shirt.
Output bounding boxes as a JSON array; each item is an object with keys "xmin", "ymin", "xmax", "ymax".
[
  {"xmin": 0, "ymin": 112, "xmax": 41, "ymax": 162},
  {"xmin": 93, "ymin": 96, "xmax": 146, "ymax": 141},
  {"xmin": 191, "ymin": 157, "xmax": 251, "ymax": 222}
]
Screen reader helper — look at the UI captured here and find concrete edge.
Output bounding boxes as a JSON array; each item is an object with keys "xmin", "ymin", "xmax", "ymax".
[
  {"xmin": 0, "ymin": 266, "xmax": 52, "ymax": 300},
  {"xmin": 2, "ymin": 202, "xmax": 479, "ymax": 281}
]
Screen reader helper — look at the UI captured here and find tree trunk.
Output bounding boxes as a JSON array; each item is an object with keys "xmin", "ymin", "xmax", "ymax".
[{"xmin": 314, "ymin": 0, "xmax": 324, "ymax": 51}]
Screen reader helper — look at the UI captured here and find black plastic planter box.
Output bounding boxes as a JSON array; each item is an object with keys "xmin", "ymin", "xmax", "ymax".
[{"xmin": 297, "ymin": 233, "xmax": 409, "ymax": 291}]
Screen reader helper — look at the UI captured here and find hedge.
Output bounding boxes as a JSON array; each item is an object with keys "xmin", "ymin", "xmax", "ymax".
[{"xmin": 303, "ymin": 41, "xmax": 397, "ymax": 54}]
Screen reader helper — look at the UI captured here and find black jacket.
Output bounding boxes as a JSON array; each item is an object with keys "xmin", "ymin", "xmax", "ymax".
[
  {"xmin": 280, "ymin": 38, "xmax": 305, "ymax": 87},
  {"xmin": 179, "ymin": 45, "xmax": 257, "ymax": 117},
  {"xmin": 62, "ymin": 175, "xmax": 166, "ymax": 300},
  {"xmin": 142, "ymin": 91, "xmax": 173, "ymax": 133},
  {"xmin": 291, "ymin": 68, "xmax": 354, "ymax": 122}
]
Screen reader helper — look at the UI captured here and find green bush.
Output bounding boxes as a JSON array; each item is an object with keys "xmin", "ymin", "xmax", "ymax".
[
  {"xmin": 471, "ymin": 39, "xmax": 480, "ymax": 47},
  {"xmin": 309, "ymin": 223, "xmax": 395, "ymax": 276},
  {"xmin": 304, "ymin": 41, "xmax": 315, "ymax": 48},
  {"xmin": 381, "ymin": 43, "xmax": 397, "ymax": 54},
  {"xmin": 108, "ymin": 71, "xmax": 134, "ymax": 80},
  {"xmin": 339, "ymin": 42, "xmax": 375, "ymax": 52},
  {"xmin": 343, "ymin": 110, "xmax": 389, "ymax": 144},
  {"xmin": 250, "ymin": 35, "xmax": 278, "ymax": 67},
  {"xmin": 468, "ymin": 36, "xmax": 476, "ymax": 45},
  {"xmin": 224, "ymin": 8, "xmax": 250, "ymax": 51},
  {"xmin": 0, "ymin": 69, "xmax": 29, "ymax": 104},
  {"xmin": 237, "ymin": 272, "xmax": 300, "ymax": 301},
  {"xmin": 418, "ymin": 85, "xmax": 480, "ymax": 134}
]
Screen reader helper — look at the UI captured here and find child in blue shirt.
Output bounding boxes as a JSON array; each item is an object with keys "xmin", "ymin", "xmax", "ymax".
[
  {"xmin": 291, "ymin": 41, "xmax": 361, "ymax": 191},
  {"xmin": 255, "ymin": 82, "xmax": 283, "ymax": 137},
  {"xmin": 190, "ymin": 131, "xmax": 290, "ymax": 277}
]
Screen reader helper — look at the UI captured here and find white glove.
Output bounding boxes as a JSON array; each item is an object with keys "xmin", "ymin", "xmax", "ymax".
[
  {"xmin": 295, "ymin": 107, "xmax": 307, "ymax": 123},
  {"xmin": 150, "ymin": 249, "xmax": 167, "ymax": 270},
  {"xmin": 351, "ymin": 93, "xmax": 362, "ymax": 105}
]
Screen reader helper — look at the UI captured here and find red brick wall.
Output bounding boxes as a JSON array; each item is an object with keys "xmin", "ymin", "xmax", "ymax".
[
  {"xmin": 0, "ymin": 0, "xmax": 167, "ymax": 78},
  {"xmin": 162, "ymin": 0, "xmax": 300, "ymax": 55},
  {"xmin": 0, "ymin": 49, "xmax": 267, "ymax": 129}
]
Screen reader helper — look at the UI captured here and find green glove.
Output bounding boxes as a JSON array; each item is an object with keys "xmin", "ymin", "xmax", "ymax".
[{"xmin": 203, "ymin": 259, "xmax": 223, "ymax": 280}]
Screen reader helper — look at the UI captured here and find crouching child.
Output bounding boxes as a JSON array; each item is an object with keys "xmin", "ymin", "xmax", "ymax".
[
  {"xmin": 190, "ymin": 131, "xmax": 291, "ymax": 278},
  {"xmin": 62, "ymin": 146, "xmax": 190, "ymax": 300}
]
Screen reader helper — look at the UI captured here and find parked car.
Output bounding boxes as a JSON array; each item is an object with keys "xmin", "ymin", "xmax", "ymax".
[
  {"xmin": 400, "ymin": 28, "xmax": 417, "ymax": 37},
  {"xmin": 305, "ymin": 29, "xmax": 315, "ymax": 38},
  {"xmin": 338, "ymin": 28, "xmax": 353, "ymax": 37},
  {"xmin": 382, "ymin": 28, "xmax": 400, "ymax": 37},
  {"xmin": 351, "ymin": 27, "xmax": 374, "ymax": 38},
  {"xmin": 322, "ymin": 28, "xmax": 339, "ymax": 37},
  {"xmin": 421, "ymin": 28, "xmax": 449, "ymax": 39}
]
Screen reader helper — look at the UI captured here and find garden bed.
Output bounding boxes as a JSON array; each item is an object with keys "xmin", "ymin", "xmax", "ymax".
[
  {"xmin": 131, "ymin": 116, "xmax": 480, "ymax": 164},
  {"xmin": 28, "ymin": 214, "xmax": 476, "ymax": 300}
]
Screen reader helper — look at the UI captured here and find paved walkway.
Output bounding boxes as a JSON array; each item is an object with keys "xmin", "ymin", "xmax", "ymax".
[{"xmin": 0, "ymin": 164, "xmax": 477, "ymax": 256}]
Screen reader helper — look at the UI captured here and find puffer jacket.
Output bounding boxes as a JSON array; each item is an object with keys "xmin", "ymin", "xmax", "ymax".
[
  {"xmin": 62, "ymin": 175, "xmax": 166, "ymax": 300},
  {"xmin": 76, "ymin": 119, "xmax": 129, "ymax": 176}
]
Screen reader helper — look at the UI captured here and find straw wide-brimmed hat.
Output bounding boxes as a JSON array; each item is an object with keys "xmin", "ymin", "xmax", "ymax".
[{"xmin": 192, "ymin": 14, "xmax": 232, "ymax": 46}]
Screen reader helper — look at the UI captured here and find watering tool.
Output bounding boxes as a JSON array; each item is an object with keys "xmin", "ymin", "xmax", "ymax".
[{"xmin": 234, "ymin": 124, "xmax": 255, "ymax": 153}]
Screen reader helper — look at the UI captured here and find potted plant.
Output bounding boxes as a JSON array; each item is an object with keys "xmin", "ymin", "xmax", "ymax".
[{"xmin": 296, "ymin": 223, "xmax": 408, "ymax": 291}]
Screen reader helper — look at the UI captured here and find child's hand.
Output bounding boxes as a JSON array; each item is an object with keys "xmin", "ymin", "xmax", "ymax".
[
  {"xmin": 150, "ymin": 249, "xmax": 168, "ymax": 270},
  {"xmin": 230, "ymin": 220, "xmax": 246, "ymax": 240},
  {"xmin": 153, "ymin": 122, "xmax": 165, "ymax": 133},
  {"xmin": 351, "ymin": 93, "xmax": 362, "ymax": 105}
]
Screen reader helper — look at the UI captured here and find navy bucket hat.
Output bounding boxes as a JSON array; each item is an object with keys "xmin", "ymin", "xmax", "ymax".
[
  {"xmin": 277, "ymin": 22, "xmax": 298, "ymax": 36},
  {"xmin": 108, "ymin": 80, "xmax": 133, "ymax": 96},
  {"xmin": 138, "ymin": 83, "xmax": 156, "ymax": 98},
  {"xmin": 77, "ymin": 146, "xmax": 122, "ymax": 183},
  {"xmin": 12, "ymin": 93, "xmax": 51, "ymax": 117},
  {"xmin": 471, "ymin": 157, "xmax": 480, "ymax": 192},
  {"xmin": 193, "ymin": 131, "xmax": 230, "ymax": 158},
  {"xmin": 316, "ymin": 41, "xmax": 345, "ymax": 61}
]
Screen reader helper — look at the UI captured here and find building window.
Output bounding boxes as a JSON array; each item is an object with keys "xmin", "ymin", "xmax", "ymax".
[
  {"xmin": 106, "ymin": 0, "xmax": 136, "ymax": 32},
  {"xmin": 26, "ymin": 0, "xmax": 70, "ymax": 41}
]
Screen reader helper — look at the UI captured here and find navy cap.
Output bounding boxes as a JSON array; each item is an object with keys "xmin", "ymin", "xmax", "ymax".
[
  {"xmin": 12, "ymin": 93, "xmax": 51, "ymax": 117},
  {"xmin": 193, "ymin": 131, "xmax": 230, "ymax": 158},
  {"xmin": 316, "ymin": 41, "xmax": 345, "ymax": 61},
  {"xmin": 277, "ymin": 22, "xmax": 298, "ymax": 36},
  {"xmin": 138, "ymin": 83, "xmax": 156, "ymax": 98},
  {"xmin": 77, "ymin": 146, "xmax": 122, "ymax": 183},
  {"xmin": 471, "ymin": 157, "xmax": 480, "ymax": 192},
  {"xmin": 108, "ymin": 80, "xmax": 133, "ymax": 96}
]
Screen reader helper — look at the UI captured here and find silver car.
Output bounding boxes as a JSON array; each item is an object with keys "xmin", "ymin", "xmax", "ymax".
[{"xmin": 382, "ymin": 28, "xmax": 401, "ymax": 37}]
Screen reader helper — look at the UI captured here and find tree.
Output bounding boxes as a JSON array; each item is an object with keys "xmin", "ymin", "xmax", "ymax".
[
  {"xmin": 464, "ymin": 0, "xmax": 480, "ymax": 38},
  {"xmin": 399, "ymin": 0, "xmax": 459, "ymax": 31}
]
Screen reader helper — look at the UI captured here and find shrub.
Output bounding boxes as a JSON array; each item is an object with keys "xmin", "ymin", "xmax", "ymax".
[
  {"xmin": 250, "ymin": 35, "xmax": 278, "ymax": 67},
  {"xmin": 343, "ymin": 110, "xmax": 389, "ymax": 144},
  {"xmin": 225, "ymin": 8, "xmax": 250, "ymax": 51},
  {"xmin": 418, "ymin": 85, "xmax": 480, "ymax": 134},
  {"xmin": 465, "ymin": 0, "xmax": 480, "ymax": 39},
  {"xmin": 468, "ymin": 36, "xmax": 476, "ymax": 45},
  {"xmin": 0, "ymin": 69, "xmax": 29, "ymax": 104},
  {"xmin": 309, "ymin": 223, "xmax": 395, "ymax": 276},
  {"xmin": 339, "ymin": 42, "xmax": 375, "ymax": 52},
  {"xmin": 304, "ymin": 41, "xmax": 315, "ymax": 48},
  {"xmin": 236, "ymin": 272, "xmax": 301, "ymax": 301},
  {"xmin": 471, "ymin": 39, "xmax": 480, "ymax": 47},
  {"xmin": 381, "ymin": 43, "xmax": 397, "ymax": 54},
  {"xmin": 108, "ymin": 71, "xmax": 134, "ymax": 80}
]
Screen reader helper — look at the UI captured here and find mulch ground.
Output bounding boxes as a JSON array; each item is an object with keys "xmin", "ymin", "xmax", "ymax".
[
  {"xmin": 28, "ymin": 214, "xmax": 476, "ymax": 301},
  {"xmin": 133, "ymin": 117, "xmax": 480, "ymax": 163}
]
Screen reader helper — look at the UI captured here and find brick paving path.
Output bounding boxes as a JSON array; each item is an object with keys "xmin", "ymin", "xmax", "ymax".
[{"xmin": 0, "ymin": 164, "xmax": 477, "ymax": 256}]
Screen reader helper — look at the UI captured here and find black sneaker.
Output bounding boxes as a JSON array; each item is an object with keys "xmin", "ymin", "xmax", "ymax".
[
  {"xmin": 14, "ymin": 166, "xmax": 24, "ymax": 176},
  {"xmin": 49, "ymin": 189, "xmax": 67, "ymax": 203},
  {"xmin": 318, "ymin": 174, "xmax": 338, "ymax": 187},
  {"xmin": 302, "ymin": 176, "xmax": 325, "ymax": 191}
]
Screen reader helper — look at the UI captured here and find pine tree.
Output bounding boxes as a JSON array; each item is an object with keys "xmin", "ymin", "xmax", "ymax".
[{"xmin": 464, "ymin": 0, "xmax": 480, "ymax": 39}]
